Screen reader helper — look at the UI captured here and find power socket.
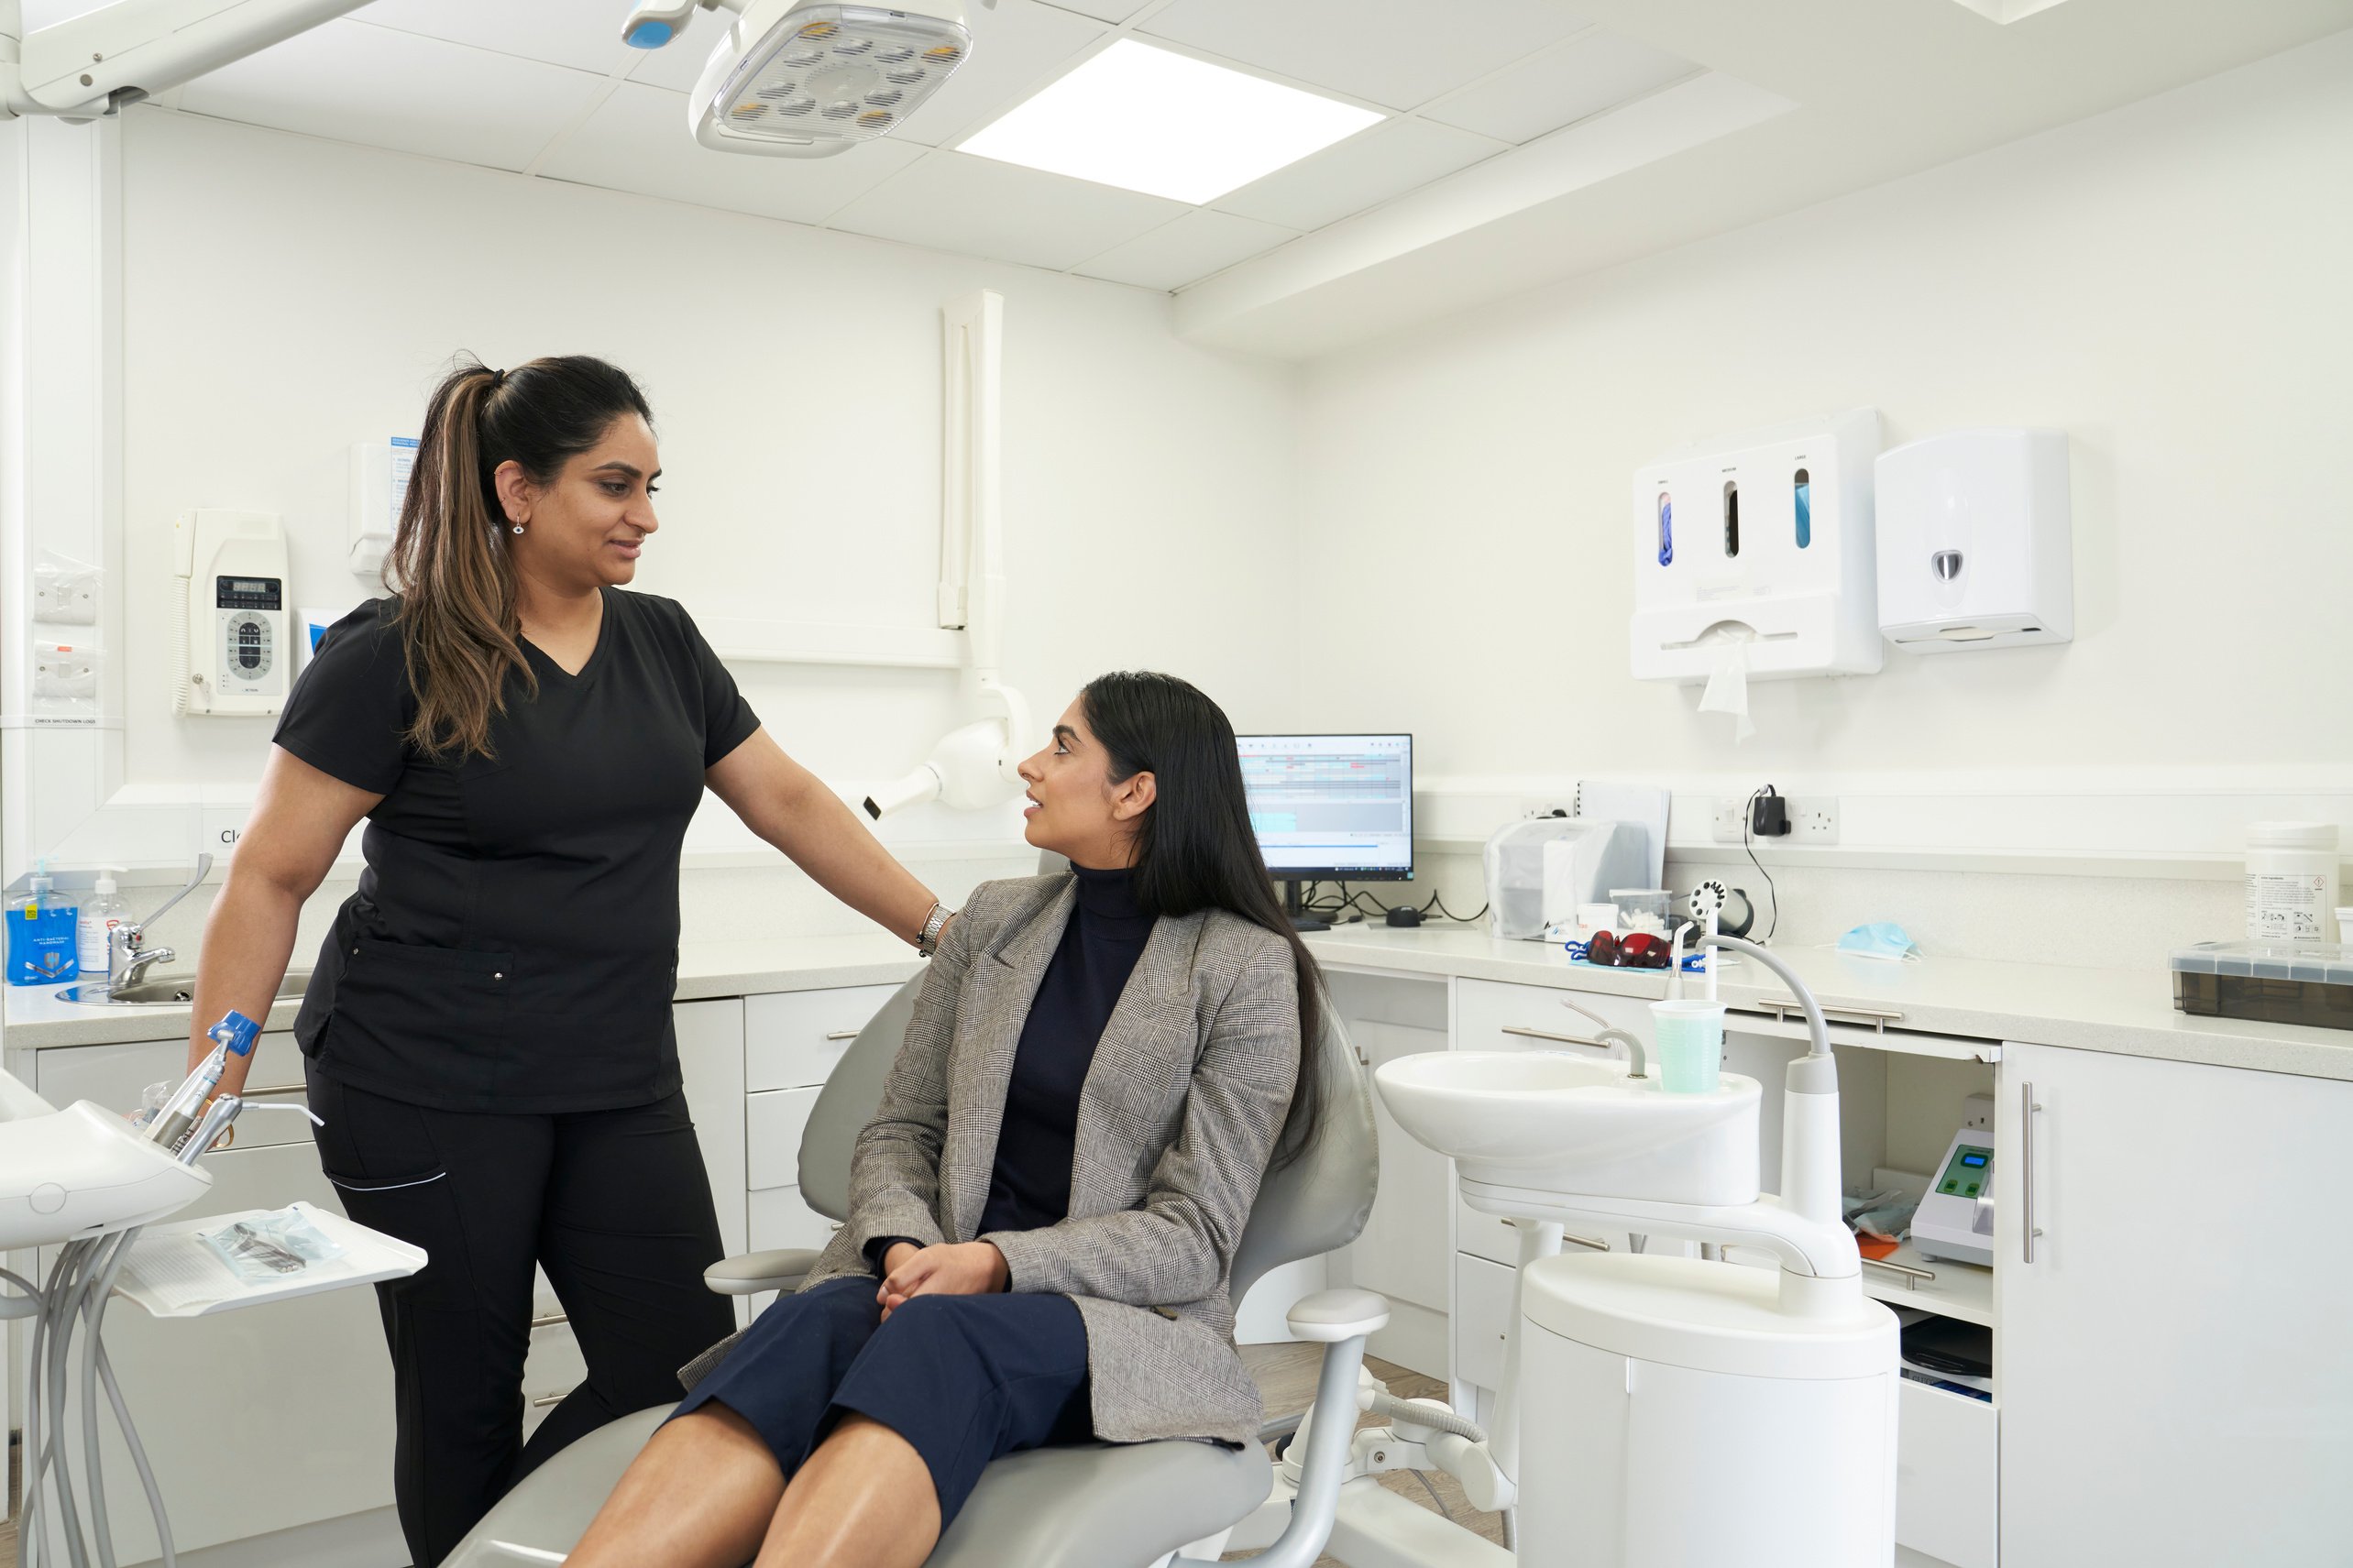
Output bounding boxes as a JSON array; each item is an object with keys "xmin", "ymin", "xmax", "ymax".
[
  {"xmin": 1962, "ymin": 1093, "xmax": 1996, "ymax": 1134},
  {"xmin": 1793, "ymin": 797, "xmax": 1840, "ymax": 845},
  {"xmin": 1711, "ymin": 797, "xmax": 1748, "ymax": 844},
  {"xmin": 1517, "ymin": 797, "xmax": 1574, "ymax": 821}
]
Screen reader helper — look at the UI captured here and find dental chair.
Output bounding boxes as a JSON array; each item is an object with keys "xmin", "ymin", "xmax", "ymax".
[{"xmin": 445, "ymin": 971, "xmax": 1383, "ymax": 1568}]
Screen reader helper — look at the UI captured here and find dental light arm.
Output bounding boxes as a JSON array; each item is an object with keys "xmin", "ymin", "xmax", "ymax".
[
  {"xmin": 866, "ymin": 290, "xmax": 1032, "ymax": 820},
  {"xmin": 1, "ymin": 0, "xmax": 370, "ymax": 120}
]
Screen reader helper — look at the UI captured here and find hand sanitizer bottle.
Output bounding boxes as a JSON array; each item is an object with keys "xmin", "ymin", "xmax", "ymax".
[
  {"xmin": 77, "ymin": 866, "xmax": 128, "ymax": 979},
  {"xmin": 8, "ymin": 858, "xmax": 81, "ymax": 986}
]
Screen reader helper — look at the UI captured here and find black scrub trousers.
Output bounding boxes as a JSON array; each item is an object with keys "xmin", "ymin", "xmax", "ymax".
[{"xmin": 276, "ymin": 590, "xmax": 753, "ymax": 1566}]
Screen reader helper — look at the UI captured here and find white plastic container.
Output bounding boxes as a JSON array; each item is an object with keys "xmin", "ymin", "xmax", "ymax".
[{"xmin": 2245, "ymin": 822, "xmax": 2339, "ymax": 942}]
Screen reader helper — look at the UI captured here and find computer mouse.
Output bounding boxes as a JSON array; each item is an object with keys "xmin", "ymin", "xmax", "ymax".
[{"xmin": 1385, "ymin": 907, "xmax": 1424, "ymax": 928}]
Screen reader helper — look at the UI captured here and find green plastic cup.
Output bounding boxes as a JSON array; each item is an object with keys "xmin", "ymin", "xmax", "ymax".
[{"xmin": 1650, "ymin": 1000, "xmax": 1726, "ymax": 1093}]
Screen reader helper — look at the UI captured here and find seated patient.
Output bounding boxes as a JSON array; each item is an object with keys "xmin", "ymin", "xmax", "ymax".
[{"xmin": 566, "ymin": 670, "xmax": 1325, "ymax": 1568}]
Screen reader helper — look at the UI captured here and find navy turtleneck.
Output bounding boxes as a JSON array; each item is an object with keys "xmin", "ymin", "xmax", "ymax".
[{"xmin": 976, "ymin": 863, "xmax": 1156, "ymax": 1237}]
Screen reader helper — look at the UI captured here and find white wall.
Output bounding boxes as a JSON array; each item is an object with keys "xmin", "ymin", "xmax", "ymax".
[
  {"xmin": 1294, "ymin": 33, "xmax": 2353, "ymax": 868},
  {"xmin": 111, "ymin": 108, "xmax": 1303, "ymax": 830}
]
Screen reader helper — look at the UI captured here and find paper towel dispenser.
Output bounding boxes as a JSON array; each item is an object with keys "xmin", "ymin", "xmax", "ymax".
[{"xmin": 1875, "ymin": 428, "xmax": 2073, "ymax": 652}]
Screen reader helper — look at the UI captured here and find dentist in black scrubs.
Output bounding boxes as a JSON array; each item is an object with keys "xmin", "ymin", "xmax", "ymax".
[{"xmin": 182, "ymin": 356, "xmax": 960, "ymax": 1567}]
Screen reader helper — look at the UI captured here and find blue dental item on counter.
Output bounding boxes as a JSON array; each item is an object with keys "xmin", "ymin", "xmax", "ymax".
[
  {"xmin": 1838, "ymin": 921, "xmax": 1919, "ymax": 961},
  {"xmin": 7, "ymin": 858, "xmax": 80, "ymax": 986}
]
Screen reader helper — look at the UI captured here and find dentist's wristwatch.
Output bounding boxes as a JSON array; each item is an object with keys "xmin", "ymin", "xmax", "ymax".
[{"xmin": 916, "ymin": 902, "xmax": 954, "ymax": 958}]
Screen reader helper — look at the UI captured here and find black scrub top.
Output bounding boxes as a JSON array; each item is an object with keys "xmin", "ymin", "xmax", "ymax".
[{"xmin": 279, "ymin": 590, "xmax": 759, "ymax": 1114}]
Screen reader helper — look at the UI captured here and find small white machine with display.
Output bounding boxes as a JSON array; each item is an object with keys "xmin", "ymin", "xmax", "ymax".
[
  {"xmin": 172, "ymin": 510, "xmax": 291, "ymax": 717},
  {"xmin": 1913, "ymin": 1123, "xmax": 1996, "ymax": 1267}
]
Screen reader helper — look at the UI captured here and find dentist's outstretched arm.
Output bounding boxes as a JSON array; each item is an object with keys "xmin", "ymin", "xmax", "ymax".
[{"xmin": 707, "ymin": 728, "xmax": 951, "ymax": 949}]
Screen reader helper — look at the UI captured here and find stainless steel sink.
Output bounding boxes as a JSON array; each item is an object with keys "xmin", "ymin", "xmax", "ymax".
[{"xmin": 56, "ymin": 970, "xmax": 315, "ymax": 1007}]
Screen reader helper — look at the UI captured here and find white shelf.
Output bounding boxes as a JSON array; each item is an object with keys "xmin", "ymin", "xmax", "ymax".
[{"xmin": 1862, "ymin": 1241, "xmax": 1994, "ymax": 1328}]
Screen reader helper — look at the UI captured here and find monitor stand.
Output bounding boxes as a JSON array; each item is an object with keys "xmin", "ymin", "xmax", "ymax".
[{"xmin": 1283, "ymin": 880, "xmax": 1330, "ymax": 934}]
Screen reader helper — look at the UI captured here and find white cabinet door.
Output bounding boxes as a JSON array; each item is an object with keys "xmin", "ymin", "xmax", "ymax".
[
  {"xmin": 1997, "ymin": 1043, "xmax": 2353, "ymax": 1566},
  {"xmin": 676, "ymin": 999, "xmax": 748, "ymax": 1329}
]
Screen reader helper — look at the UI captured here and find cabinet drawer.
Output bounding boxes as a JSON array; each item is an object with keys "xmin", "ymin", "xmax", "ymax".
[
  {"xmin": 749, "ymin": 1185, "xmax": 842, "ymax": 1253},
  {"xmin": 35, "ymin": 1033, "xmax": 314, "ymax": 1148},
  {"xmin": 1453, "ymin": 1254, "xmax": 1516, "ymax": 1394},
  {"xmin": 746, "ymin": 1086, "xmax": 822, "ymax": 1190},
  {"xmin": 1897, "ymin": 1377, "xmax": 1996, "ymax": 1568},
  {"xmin": 746, "ymin": 984, "xmax": 902, "ymax": 1092},
  {"xmin": 1460, "ymin": 1202, "xmax": 1518, "ymax": 1266},
  {"xmin": 1456, "ymin": 979, "xmax": 1651, "ymax": 1061}
]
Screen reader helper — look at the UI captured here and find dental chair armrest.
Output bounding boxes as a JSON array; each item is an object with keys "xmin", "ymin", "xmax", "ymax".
[
  {"xmin": 1285, "ymin": 1287, "xmax": 1390, "ymax": 1343},
  {"xmin": 704, "ymin": 1247, "xmax": 823, "ymax": 1296}
]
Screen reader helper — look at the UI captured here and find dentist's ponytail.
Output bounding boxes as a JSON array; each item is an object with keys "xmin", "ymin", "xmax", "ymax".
[{"xmin": 387, "ymin": 355, "xmax": 652, "ymax": 759}]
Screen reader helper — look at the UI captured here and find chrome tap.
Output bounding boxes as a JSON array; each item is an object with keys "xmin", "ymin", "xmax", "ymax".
[
  {"xmin": 106, "ymin": 853, "xmax": 213, "ymax": 999},
  {"xmin": 1556, "ymin": 995, "xmax": 1647, "ymax": 1080}
]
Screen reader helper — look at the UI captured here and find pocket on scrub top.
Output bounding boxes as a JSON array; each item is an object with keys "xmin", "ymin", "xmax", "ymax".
[{"xmin": 324, "ymin": 938, "xmax": 514, "ymax": 1102}]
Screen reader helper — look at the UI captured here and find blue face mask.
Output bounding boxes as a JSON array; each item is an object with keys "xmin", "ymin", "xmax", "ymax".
[{"xmin": 1838, "ymin": 922, "xmax": 1919, "ymax": 961}]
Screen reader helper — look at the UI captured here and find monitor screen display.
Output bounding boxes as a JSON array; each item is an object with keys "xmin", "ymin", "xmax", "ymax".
[{"xmin": 1237, "ymin": 733, "xmax": 1413, "ymax": 881}]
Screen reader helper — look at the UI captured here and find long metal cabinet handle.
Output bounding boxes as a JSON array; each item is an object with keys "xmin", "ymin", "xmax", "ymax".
[
  {"xmin": 2021, "ymin": 1081, "xmax": 2044, "ymax": 1263},
  {"xmin": 823, "ymin": 1030, "xmax": 862, "ymax": 1041},
  {"xmin": 1501, "ymin": 1025, "xmax": 1613, "ymax": 1050},
  {"xmin": 529, "ymin": 1392, "xmax": 571, "ymax": 1409},
  {"xmin": 239, "ymin": 1085, "xmax": 307, "ymax": 1100},
  {"xmin": 1862, "ymin": 1255, "xmax": 1936, "ymax": 1288},
  {"xmin": 530, "ymin": 1311, "xmax": 567, "ymax": 1330}
]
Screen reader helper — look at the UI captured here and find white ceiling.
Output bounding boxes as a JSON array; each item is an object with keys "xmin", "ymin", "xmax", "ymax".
[{"xmin": 24, "ymin": 0, "xmax": 2353, "ymax": 356}]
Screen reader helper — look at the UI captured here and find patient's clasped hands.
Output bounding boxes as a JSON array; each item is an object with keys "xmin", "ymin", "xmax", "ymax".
[{"xmin": 876, "ymin": 1240, "xmax": 1012, "ymax": 1319}]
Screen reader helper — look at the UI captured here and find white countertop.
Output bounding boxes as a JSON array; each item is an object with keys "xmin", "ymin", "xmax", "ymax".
[
  {"xmin": 1300, "ymin": 922, "xmax": 2353, "ymax": 1081},
  {"xmin": 1, "ymin": 932, "xmax": 926, "ymax": 1054},
  {"xmin": 8, "ymin": 921, "xmax": 2345, "ymax": 1083}
]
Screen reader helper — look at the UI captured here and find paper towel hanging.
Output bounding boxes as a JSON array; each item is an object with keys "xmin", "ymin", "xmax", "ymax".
[{"xmin": 1630, "ymin": 410, "xmax": 1885, "ymax": 729}]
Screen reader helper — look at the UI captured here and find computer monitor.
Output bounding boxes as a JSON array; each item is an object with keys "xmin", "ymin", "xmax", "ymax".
[{"xmin": 1236, "ymin": 733, "xmax": 1413, "ymax": 931}]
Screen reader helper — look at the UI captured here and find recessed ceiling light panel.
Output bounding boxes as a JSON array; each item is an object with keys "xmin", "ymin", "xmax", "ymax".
[{"xmin": 958, "ymin": 39, "xmax": 1383, "ymax": 204}]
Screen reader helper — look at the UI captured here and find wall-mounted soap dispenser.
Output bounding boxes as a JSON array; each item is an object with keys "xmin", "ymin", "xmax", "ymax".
[
  {"xmin": 1630, "ymin": 407, "xmax": 1884, "ymax": 684},
  {"xmin": 1875, "ymin": 428, "xmax": 2073, "ymax": 653}
]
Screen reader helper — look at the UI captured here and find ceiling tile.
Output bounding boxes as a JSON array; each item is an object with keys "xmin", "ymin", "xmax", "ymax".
[
  {"xmin": 895, "ymin": 0, "xmax": 1109, "ymax": 146},
  {"xmin": 1074, "ymin": 208, "xmax": 1298, "ymax": 291},
  {"xmin": 537, "ymin": 81, "xmax": 925, "ymax": 226},
  {"xmin": 1039, "ymin": 0, "xmax": 1153, "ymax": 20},
  {"xmin": 1426, "ymin": 29, "xmax": 1697, "ymax": 144},
  {"xmin": 623, "ymin": 7, "xmax": 741, "ymax": 93},
  {"xmin": 1140, "ymin": 0, "xmax": 1589, "ymax": 111},
  {"xmin": 828, "ymin": 149, "xmax": 1185, "ymax": 270},
  {"xmin": 1213, "ymin": 115, "xmax": 1507, "ymax": 231},
  {"xmin": 354, "ymin": 0, "xmax": 632, "ymax": 78},
  {"xmin": 177, "ymin": 20, "xmax": 609, "ymax": 173}
]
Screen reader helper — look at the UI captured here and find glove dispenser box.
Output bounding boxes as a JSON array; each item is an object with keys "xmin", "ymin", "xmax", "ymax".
[
  {"xmin": 1875, "ymin": 428, "xmax": 2073, "ymax": 652},
  {"xmin": 1629, "ymin": 408, "xmax": 1884, "ymax": 683}
]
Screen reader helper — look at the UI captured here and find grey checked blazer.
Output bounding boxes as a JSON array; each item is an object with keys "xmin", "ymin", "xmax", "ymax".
[{"xmin": 698, "ymin": 872, "xmax": 1303, "ymax": 1447}]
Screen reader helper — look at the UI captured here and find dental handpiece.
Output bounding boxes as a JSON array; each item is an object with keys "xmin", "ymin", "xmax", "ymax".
[
  {"xmin": 179, "ymin": 1094, "xmax": 243, "ymax": 1165},
  {"xmin": 147, "ymin": 1010, "xmax": 261, "ymax": 1152}
]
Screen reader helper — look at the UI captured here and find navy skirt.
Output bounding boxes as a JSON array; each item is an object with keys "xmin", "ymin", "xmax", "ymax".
[{"xmin": 668, "ymin": 1277, "xmax": 1093, "ymax": 1528}]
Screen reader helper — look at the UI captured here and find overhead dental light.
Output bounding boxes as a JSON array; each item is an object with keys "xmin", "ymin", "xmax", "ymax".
[
  {"xmin": 620, "ymin": 0, "xmax": 977, "ymax": 159},
  {"xmin": 1, "ymin": 0, "xmax": 370, "ymax": 122}
]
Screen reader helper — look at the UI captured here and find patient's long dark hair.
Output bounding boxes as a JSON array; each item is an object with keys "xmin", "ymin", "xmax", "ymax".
[{"xmin": 1081, "ymin": 671, "xmax": 1325, "ymax": 1168}]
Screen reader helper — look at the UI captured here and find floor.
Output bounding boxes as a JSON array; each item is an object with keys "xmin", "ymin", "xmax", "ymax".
[{"xmin": 0, "ymin": 1350, "xmax": 1493, "ymax": 1568}]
